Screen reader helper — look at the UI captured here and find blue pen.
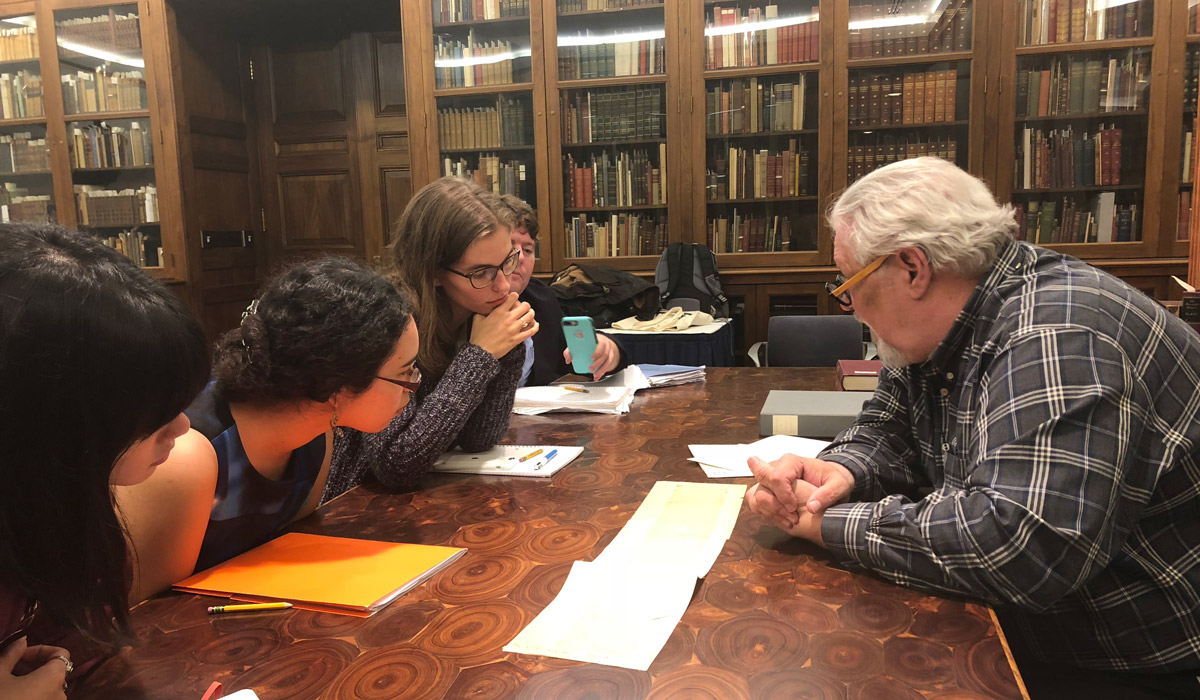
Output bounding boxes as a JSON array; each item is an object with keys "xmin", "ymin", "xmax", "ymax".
[{"xmin": 544, "ymin": 449, "xmax": 558, "ymax": 462}]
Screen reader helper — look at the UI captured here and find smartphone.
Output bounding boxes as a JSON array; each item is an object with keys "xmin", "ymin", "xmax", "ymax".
[{"xmin": 561, "ymin": 316, "xmax": 598, "ymax": 375}]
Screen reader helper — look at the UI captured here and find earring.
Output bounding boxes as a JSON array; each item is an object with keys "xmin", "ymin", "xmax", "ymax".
[{"xmin": 330, "ymin": 403, "xmax": 345, "ymax": 439}]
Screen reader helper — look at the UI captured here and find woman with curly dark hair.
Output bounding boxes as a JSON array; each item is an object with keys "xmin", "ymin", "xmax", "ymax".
[
  {"xmin": 1, "ymin": 223, "xmax": 209, "ymax": 696},
  {"xmin": 182, "ymin": 257, "xmax": 418, "ymax": 572}
]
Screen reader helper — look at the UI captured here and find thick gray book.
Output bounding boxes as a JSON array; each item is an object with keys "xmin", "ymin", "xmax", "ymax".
[{"xmin": 759, "ymin": 390, "xmax": 871, "ymax": 438}]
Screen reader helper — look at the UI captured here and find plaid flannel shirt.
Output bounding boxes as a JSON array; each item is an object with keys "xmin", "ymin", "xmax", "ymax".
[{"xmin": 819, "ymin": 239, "xmax": 1200, "ymax": 673}]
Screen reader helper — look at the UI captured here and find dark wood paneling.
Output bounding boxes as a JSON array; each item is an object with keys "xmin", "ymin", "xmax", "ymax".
[
  {"xmin": 373, "ymin": 33, "xmax": 406, "ymax": 115},
  {"xmin": 380, "ymin": 166, "xmax": 412, "ymax": 235},
  {"xmin": 378, "ymin": 133, "xmax": 408, "ymax": 151},
  {"xmin": 269, "ymin": 43, "xmax": 348, "ymax": 123},
  {"xmin": 278, "ymin": 171, "xmax": 358, "ymax": 248},
  {"xmin": 276, "ymin": 138, "xmax": 350, "ymax": 156}
]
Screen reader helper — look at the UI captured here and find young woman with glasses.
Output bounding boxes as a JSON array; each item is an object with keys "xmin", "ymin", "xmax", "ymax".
[
  {"xmin": 1, "ymin": 223, "xmax": 210, "ymax": 695},
  {"xmin": 171, "ymin": 257, "xmax": 419, "ymax": 572},
  {"xmin": 342, "ymin": 176, "xmax": 537, "ymax": 494}
]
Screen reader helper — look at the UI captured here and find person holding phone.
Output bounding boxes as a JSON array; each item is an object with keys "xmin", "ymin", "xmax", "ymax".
[
  {"xmin": 499, "ymin": 194, "xmax": 626, "ymax": 385},
  {"xmin": 329, "ymin": 177, "xmax": 537, "ymax": 496}
]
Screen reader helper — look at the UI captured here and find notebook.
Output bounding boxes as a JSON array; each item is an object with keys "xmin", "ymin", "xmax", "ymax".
[
  {"xmin": 174, "ymin": 533, "xmax": 466, "ymax": 617},
  {"xmin": 432, "ymin": 445, "xmax": 583, "ymax": 477}
]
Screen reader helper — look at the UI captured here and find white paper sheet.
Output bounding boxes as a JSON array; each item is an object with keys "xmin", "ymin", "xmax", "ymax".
[{"xmin": 689, "ymin": 434, "xmax": 832, "ymax": 478}]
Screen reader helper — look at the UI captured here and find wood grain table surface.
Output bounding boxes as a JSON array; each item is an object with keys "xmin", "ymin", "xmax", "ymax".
[{"xmin": 75, "ymin": 367, "xmax": 1028, "ymax": 700}]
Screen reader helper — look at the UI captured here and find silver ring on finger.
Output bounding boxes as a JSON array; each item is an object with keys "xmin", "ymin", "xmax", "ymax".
[{"xmin": 54, "ymin": 655, "xmax": 73, "ymax": 675}]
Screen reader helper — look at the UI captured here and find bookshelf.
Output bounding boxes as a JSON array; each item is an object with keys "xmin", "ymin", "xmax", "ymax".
[
  {"xmin": 545, "ymin": 0, "xmax": 673, "ymax": 267},
  {"xmin": 1178, "ymin": 1, "xmax": 1199, "ymax": 248},
  {"xmin": 0, "ymin": 10, "xmax": 53, "ymax": 224}
]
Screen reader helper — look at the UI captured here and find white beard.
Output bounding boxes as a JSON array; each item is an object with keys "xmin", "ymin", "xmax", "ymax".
[{"xmin": 874, "ymin": 337, "xmax": 912, "ymax": 368}]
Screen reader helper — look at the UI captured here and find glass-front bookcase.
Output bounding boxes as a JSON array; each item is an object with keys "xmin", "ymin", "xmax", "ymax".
[
  {"xmin": 703, "ymin": 1, "xmax": 820, "ymax": 257},
  {"xmin": 1009, "ymin": 0, "xmax": 1153, "ymax": 247},
  {"xmin": 55, "ymin": 2, "xmax": 160, "ymax": 267},
  {"xmin": 548, "ymin": 0, "xmax": 669, "ymax": 264},
  {"xmin": 1180, "ymin": 1, "xmax": 1199, "ymax": 243},
  {"xmin": 0, "ymin": 11, "xmax": 53, "ymax": 224}
]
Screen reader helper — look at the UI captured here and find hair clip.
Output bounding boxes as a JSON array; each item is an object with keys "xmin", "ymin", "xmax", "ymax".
[{"xmin": 240, "ymin": 298, "xmax": 260, "ymax": 325}]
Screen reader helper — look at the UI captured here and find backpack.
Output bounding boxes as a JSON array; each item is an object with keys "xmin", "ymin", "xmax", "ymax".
[
  {"xmin": 654, "ymin": 243, "xmax": 729, "ymax": 318},
  {"xmin": 549, "ymin": 263, "xmax": 662, "ymax": 329}
]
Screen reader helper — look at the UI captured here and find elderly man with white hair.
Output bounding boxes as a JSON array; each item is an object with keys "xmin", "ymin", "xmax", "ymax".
[{"xmin": 745, "ymin": 157, "xmax": 1200, "ymax": 699}]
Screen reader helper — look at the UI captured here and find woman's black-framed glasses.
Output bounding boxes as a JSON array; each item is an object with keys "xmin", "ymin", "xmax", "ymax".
[
  {"xmin": 376, "ymin": 366, "xmax": 422, "ymax": 392},
  {"xmin": 824, "ymin": 253, "xmax": 889, "ymax": 308},
  {"xmin": 443, "ymin": 248, "xmax": 520, "ymax": 289}
]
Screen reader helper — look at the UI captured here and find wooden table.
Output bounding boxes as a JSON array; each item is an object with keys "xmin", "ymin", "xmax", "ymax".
[{"xmin": 76, "ymin": 368, "xmax": 1028, "ymax": 700}]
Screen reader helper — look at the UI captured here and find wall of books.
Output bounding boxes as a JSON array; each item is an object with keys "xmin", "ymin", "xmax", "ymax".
[
  {"xmin": 1181, "ymin": 3, "xmax": 1199, "ymax": 242},
  {"xmin": 0, "ymin": 13, "xmax": 53, "ymax": 225},
  {"xmin": 57, "ymin": 3, "xmax": 161, "ymax": 268}
]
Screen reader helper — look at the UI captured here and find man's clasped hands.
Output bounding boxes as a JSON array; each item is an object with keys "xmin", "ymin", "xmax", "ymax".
[{"xmin": 744, "ymin": 454, "xmax": 857, "ymax": 547}]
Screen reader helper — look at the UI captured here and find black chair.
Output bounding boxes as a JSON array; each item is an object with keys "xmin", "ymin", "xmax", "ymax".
[{"xmin": 748, "ymin": 315, "xmax": 864, "ymax": 367}]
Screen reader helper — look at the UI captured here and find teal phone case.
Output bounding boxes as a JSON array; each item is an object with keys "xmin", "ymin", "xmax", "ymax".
[{"xmin": 562, "ymin": 316, "xmax": 597, "ymax": 375}]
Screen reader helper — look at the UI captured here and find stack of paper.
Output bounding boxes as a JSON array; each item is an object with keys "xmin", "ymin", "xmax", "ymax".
[
  {"xmin": 689, "ymin": 434, "xmax": 831, "ymax": 478},
  {"xmin": 504, "ymin": 482, "xmax": 745, "ymax": 670},
  {"xmin": 639, "ymin": 364, "xmax": 706, "ymax": 387},
  {"xmin": 433, "ymin": 445, "xmax": 583, "ymax": 477},
  {"xmin": 513, "ymin": 385, "xmax": 636, "ymax": 415}
]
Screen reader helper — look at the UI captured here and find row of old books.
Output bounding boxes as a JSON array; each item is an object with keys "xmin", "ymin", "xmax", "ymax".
[
  {"xmin": 1016, "ymin": 52, "xmax": 1149, "ymax": 118},
  {"xmin": 0, "ymin": 183, "xmax": 51, "ymax": 223},
  {"xmin": 563, "ymin": 147, "xmax": 666, "ymax": 208},
  {"xmin": 848, "ymin": 0, "xmax": 970, "ymax": 59},
  {"xmin": 0, "ymin": 72, "xmax": 43, "ymax": 120},
  {"xmin": 849, "ymin": 68, "xmax": 962, "ymax": 127},
  {"xmin": 705, "ymin": 6, "xmax": 818, "ymax": 70},
  {"xmin": 434, "ymin": 0, "xmax": 529, "ymax": 24},
  {"xmin": 0, "ymin": 133, "xmax": 50, "ymax": 173},
  {"xmin": 0, "ymin": 26, "xmax": 38, "ymax": 62},
  {"xmin": 434, "ymin": 34, "xmax": 523, "ymax": 88},
  {"xmin": 55, "ymin": 13, "xmax": 141, "ymax": 55},
  {"xmin": 1020, "ymin": 0, "xmax": 1151, "ymax": 47},
  {"xmin": 557, "ymin": 35, "xmax": 664, "ymax": 79},
  {"xmin": 75, "ymin": 184, "xmax": 158, "ymax": 227},
  {"xmin": 1179, "ymin": 191, "xmax": 1191, "ymax": 242},
  {"xmin": 706, "ymin": 75, "xmax": 808, "ymax": 136},
  {"xmin": 61, "ymin": 69, "xmax": 147, "ymax": 115},
  {"xmin": 560, "ymin": 85, "xmax": 664, "ymax": 144},
  {"xmin": 437, "ymin": 96, "xmax": 531, "ymax": 151},
  {"xmin": 1014, "ymin": 193, "xmax": 1138, "ymax": 244},
  {"xmin": 557, "ymin": 0, "xmax": 659, "ymax": 11},
  {"xmin": 847, "ymin": 137, "xmax": 958, "ymax": 183},
  {"xmin": 565, "ymin": 212, "xmax": 666, "ymax": 258},
  {"xmin": 98, "ymin": 229, "xmax": 161, "ymax": 268},
  {"xmin": 70, "ymin": 121, "xmax": 153, "ymax": 170},
  {"xmin": 707, "ymin": 141, "xmax": 811, "ymax": 200},
  {"xmin": 1186, "ymin": 47, "xmax": 1199, "ymax": 114},
  {"xmin": 442, "ymin": 155, "xmax": 532, "ymax": 200},
  {"xmin": 1016, "ymin": 126, "xmax": 1124, "ymax": 190},
  {"xmin": 708, "ymin": 211, "xmax": 795, "ymax": 254}
]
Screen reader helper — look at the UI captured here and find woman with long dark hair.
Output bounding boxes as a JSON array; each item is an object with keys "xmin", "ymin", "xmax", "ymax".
[
  {"xmin": 322, "ymin": 177, "xmax": 536, "ymax": 496},
  {"xmin": 182, "ymin": 257, "xmax": 418, "ymax": 572},
  {"xmin": 0, "ymin": 223, "xmax": 210, "ymax": 695}
]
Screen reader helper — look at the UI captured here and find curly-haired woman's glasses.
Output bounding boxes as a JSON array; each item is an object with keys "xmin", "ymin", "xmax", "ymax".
[{"xmin": 376, "ymin": 366, "xmax": 422, "ymax": 392}]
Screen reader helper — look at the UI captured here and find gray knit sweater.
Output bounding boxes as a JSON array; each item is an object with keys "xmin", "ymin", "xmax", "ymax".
[{"xmin": 321, "ymin": 341, "xmax": 524, "ymax": 501}]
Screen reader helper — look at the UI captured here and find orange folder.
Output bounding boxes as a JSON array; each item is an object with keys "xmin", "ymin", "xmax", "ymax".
[{"xmin": 174, "ymin": 533, "xmax": 466, "ymax": 617}]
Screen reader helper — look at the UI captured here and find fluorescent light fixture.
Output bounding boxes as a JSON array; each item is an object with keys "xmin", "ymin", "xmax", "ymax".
[
  {"xmin": 558, "ymin": 28, "xmax": 665, "ymax": 47},
  {"xmin": 435, "ymin": 48, "xmax": 532, "ymax": 68},
  {"xmin": 705, "ymin": 14, "xmax": 818, "ymax": 37}
]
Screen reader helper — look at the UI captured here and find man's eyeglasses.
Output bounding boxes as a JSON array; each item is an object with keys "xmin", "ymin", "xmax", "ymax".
[
  {"xmin": 825, "ymin": 253, "xmax": 890, "ymax": 308},
  {"xmin": 443, "ymin": 248, "xmax": 520, "ymax": 289},
  {"xmin": 376, "ymin": 366, "xmax": 422, "ymax": 392}
]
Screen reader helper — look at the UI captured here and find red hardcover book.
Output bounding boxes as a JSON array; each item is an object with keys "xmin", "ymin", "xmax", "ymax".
[
  {"xmin": 809, "ymin": 18, "xmax": 818, "ymax": 61},
  {"xmin": 837, "ymin": 360, "xmax": 882, "ymax": 391},
  {"xmin": 1111, "ymin": 128, "xmax": 1122, "ymax": 185}
]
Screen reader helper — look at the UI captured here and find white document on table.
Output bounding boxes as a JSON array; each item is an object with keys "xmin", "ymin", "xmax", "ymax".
[
  {"xmin": 503, "ymin": 481, "xmax": 747, "ymax": 671},
  {"xmin": 688, "ymin": 434, "xmax": 831, "ymax": 478}
]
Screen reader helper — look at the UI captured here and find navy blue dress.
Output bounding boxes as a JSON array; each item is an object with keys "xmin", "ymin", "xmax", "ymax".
[{"xmin": 187, "ymin": 383, "xmax": 326, "ymax": 573}]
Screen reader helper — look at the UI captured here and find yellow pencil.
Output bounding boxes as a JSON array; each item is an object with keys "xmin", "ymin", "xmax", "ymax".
[
  {"xmin": 518, "ymin": 448, "xmax": 543, "ymax": 462},
  {"xmin": 562, "ymin": 385, "xmax": 590, "ymax": 393},
  {"xmin": 207, "ymin": 602, "xmax": 293, "ymax": 614}
]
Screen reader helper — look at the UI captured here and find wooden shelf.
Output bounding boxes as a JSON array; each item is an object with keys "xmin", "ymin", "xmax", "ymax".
[
  {"xmin": 0, "ymin": 115, "xmax": 47, "ymax": 127},
  {"xmin": 65, "ymin": 109, "xmax": 150, "ymax": 121},
  {"xmin": 706, "ymin": 195, "xmax": 817, "ymax": 204},
  {"xmin": 563, "ymin": 203, "xmax": 666, "ymax": 212},
  {"xmin": 557, "ymin": 3, "xmax": 663, "ymax": 19},
  {"xmin": 440, "ymin": 144, "xmax": 534, "ymax": 154},
  {"xmin": 433, "ymin": 15, "xmax": 531, "ymax": 29},
  {"xmin": 847, "ymin": 50, "xmax": 974, "ymax": 69},
  {"xmin": 0, "ymin": 57, "xmax": 40, "ymax": 68},
  {"xmin": 1012, "ymin": 184, "xmax": 1143, "ymax": 195},
  {"xmin": 703, "ymin": 62, "xmax": 819, "ymax": 80},
  {"xmin": 1015, "ymin": 109, "xmax": 1147, "ymax": 123},
  {"xmin": 708, "ymin": 129, "xmax": 817, "ymax": 140},
  {"xmin": 850, "ymin": 120, "xmax": 968, "ymax": 132},
  {"xmin": 1188, "ymin": 34, "xmax": 1200, "ymax": 45},
  {"xmin": 558, "ymin": 74, "xmax": 666, "ymax": 89},
  {"xmin": 433, "ymin": 82, "xmax": 533, "ymax": 97},
  {"xmin": 561, "ymin": 137, "xmax": 666, "ymax": 148},
  {"xmin": 73, "ymin": 165, "xmax": 156, "ymax": 173},
  {"xmin": 81, "ymin": 221, "xmax": 160, "ymax": 229},
  {"xmin": 1181, "ymin": 183, "xmax": 1194, "ymax": 191},
  {"xmin": 0, "ymin": 169, "xmax": 53, "ymax": 176},
  {"xmin": 1015, "ymin": 37, "xmax": 1154, "ymax": 56}
]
